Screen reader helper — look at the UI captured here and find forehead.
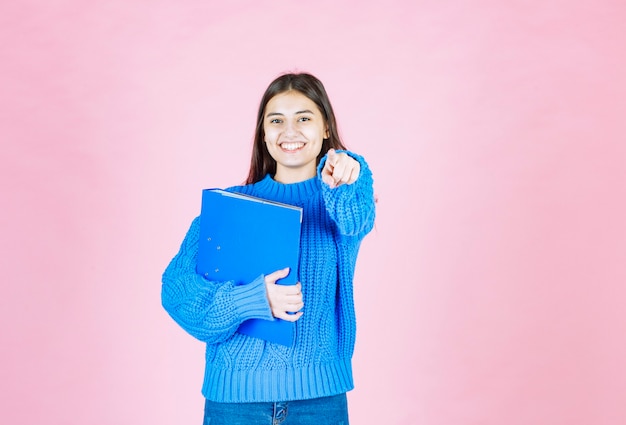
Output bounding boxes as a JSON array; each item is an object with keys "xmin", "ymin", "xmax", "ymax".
[{"xmin": 265, "ymin": 91, "xmax": 321, "ymax": 115}]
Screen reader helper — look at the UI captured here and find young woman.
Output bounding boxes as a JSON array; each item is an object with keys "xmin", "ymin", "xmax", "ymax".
[{"xmin": 162, "ymin": 72, "xmax": 376, "ymax": 424}]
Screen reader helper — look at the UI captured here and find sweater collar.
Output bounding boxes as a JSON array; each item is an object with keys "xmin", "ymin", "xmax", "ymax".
[{"xmin": 255, "ymin": 174, "xmax": 321, "ymax": 203}]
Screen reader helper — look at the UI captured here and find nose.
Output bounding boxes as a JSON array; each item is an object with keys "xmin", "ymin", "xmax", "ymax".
[{"xmin": 284, "ymin": 120, "xmax": 298, "ymax": 137}]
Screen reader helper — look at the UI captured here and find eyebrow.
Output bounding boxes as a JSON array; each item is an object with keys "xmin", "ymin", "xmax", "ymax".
[{"xmin": 266, "ymin": 110, "xmax": 315, "ymax": 118}]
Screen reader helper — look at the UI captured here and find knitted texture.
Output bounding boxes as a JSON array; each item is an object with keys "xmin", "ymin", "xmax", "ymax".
[{"xmin": 162, "ymin": 151, "xmax": 375, "ymax": 402}]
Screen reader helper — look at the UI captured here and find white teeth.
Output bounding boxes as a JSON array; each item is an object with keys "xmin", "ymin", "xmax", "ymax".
[{"xmin": 281, "ymin": 142, "xmax": 304, "ymax": 151}]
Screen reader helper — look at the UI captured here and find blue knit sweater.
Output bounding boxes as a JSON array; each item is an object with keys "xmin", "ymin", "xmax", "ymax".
[{"xmin": 161, "ymin": 151, "xmax": 375, "ymax": 403}]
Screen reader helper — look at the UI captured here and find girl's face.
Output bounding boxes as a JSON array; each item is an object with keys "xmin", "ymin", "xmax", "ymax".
[{"xmin": 263, "ymin": 90, "xmax": 329, "ymax": 184}]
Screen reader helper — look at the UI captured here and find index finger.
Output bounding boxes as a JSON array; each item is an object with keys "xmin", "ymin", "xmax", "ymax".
[{"xmin": 326, "ymin": 148, "xmax": 337, "ymax": 165}]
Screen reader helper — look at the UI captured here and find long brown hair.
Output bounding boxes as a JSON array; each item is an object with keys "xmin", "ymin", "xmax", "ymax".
[{"xmin": 245, "ymin": 73, "xmax": 347, "ymax": 184}]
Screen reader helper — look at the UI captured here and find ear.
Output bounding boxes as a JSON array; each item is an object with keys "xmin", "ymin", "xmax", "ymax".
[{"xmin": 324, "ymin": 125, "xmax": 330, "ymax": 139}]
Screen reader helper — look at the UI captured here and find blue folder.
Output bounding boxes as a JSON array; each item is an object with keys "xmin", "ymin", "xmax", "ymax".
[{"xmin": 196, "ymin": 189, "xmax": 303, "ymax": 346}]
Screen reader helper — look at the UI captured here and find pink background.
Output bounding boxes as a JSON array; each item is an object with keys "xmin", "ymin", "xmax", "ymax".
[{"xmin": 1, "ymin": 1, "xmax": 625, "ymax": 424}]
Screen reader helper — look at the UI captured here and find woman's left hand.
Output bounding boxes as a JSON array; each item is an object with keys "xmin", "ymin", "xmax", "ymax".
[{"xmin": 321, "ymin": 149, "xmax": 360, "ymax": 188}]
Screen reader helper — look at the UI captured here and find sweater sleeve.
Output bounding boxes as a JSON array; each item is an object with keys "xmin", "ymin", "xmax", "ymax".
[
  {"xmin": 161, "ymin": 216, "xmax": 274, "ymax": 344},
  {"xmin": 317, "ymin": 150, "xmax": 376, "ymax": 238}
]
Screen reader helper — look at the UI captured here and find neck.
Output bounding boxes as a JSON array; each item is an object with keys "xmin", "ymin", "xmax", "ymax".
[{"xmin": 274, "ymin": 165, "xmax": 316, "ymax": 184}]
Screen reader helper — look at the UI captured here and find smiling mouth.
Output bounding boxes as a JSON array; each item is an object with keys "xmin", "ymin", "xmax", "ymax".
[{"xmin": 280, "ymin": 142, "xmax": 305, "ymax": 151}]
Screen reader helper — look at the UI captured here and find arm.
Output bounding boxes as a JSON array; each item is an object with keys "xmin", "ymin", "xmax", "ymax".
[
  {"xmin": 161, "ymin": 216, "xmax": 274, "ymax": 345},
  {"xmin": 317, "ymin": 149, "xmax": 376, "ymax": 238}
]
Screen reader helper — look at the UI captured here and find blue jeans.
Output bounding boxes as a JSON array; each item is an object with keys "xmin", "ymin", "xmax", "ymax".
[{"xmin": 202, "ymin": 393, "xmax": 349, "ymax": 425}]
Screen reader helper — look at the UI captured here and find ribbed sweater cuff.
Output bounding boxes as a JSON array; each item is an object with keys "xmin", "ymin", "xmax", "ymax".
[{"xmin": 231, "ymin": 275, "xmax": 273, "ymax": 322}]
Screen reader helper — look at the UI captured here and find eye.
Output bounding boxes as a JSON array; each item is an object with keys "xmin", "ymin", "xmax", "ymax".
[
  {"xmin": 269, "ymin": 118, "xmax": 283, "ymax": 124},
  {"xmin": 298, "ymin": 116, "xmax": 311, "ymax": 122}
]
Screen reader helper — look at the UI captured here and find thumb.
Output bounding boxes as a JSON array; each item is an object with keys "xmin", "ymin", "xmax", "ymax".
[{"xmin": 265, "ymin": 267, "xmax": 290, "ymax": 284}]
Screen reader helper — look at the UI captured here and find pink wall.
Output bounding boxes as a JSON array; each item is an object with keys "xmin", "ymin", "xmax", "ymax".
[{"xmin": 2, "ymin": 1, "xmax": 625, "ymax": 424}]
